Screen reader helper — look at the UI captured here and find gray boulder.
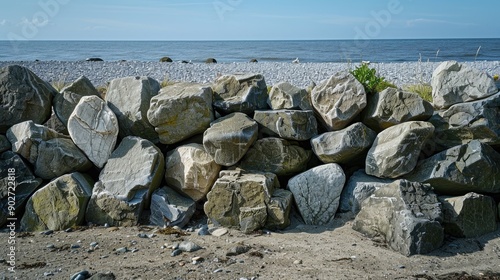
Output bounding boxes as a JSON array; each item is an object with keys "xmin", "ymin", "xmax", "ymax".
[
  {"xmin": 0, "ymin": 151, "xmax": 43, "ymax": 227},
  {"xmin": 239, "ymin": 206, "xmax": 267, "ymax": 233},
  {"xmin": 404, "ymin": 140, "xmax": 500, "ymax": 195},
  {"xmin": 339, "ymin": 170, "xmax": 393, "ymax": 214},
  {"xmin": 21, "ymin": 172, "xmax": 93, "ymax": 232},
  {"xmin": 54, "ymin": 75, "xmax": 99, "ymax": 126},
  {"xmin": 439, "ymin": 193, "xmax": 497, "ymax": 238},
  {"xmin": 149, "ymin": 187, "xmax": 196, "ymax": 228},
  {"xmin": 165, "ymin": 143, "xmax": 221, "ymax": 202},
  {"xmin": 311, "ymin": 72, "xmax": 366, "ymax": 131},
  {"xmin": 239, "ymin": 138, "xmax": 311, "ymax": 176},
  {"xmin": 431, "ymin": 61, "xmax": 498, "ymax": 109},
  {"xmin": 366, "ymin": 121, "xmax": 434, "ymax": 178},
  {"xmin": 353, "ymin": 180, "xmax": 444, "ymax": 256},
  {"xmin": 106, "ymin": 76, "xmax": 160, "ymax": 142},
  {"xmin": 68, "ymin": 95, "xmax": 119, "ymax": 168},
  {"xmin": 253, "ymin": 110, "xmax": 318, "ymax": 141},
  {"xmin": 363, "ymin": 88, "xmax": 434, "ymax": 131},
  {"xmin": 212, "ymin": 73, "xmax": 268, "ymax": 115},
  {"xmin": 287, "ymin": 163, "xmax": 346, "ymax": 225},
  {"xmin": 204, "ymin": 170, "xmax": 279, "ymax": 230},
  {"xmin": 265, "ymin": 189, "xmax": 293, "ymax": 230},
  {"xmin": 0, "ymin": 65, "xmax": 57, "ymax": 132},
  {"xmin": 148, "ymin": 82, "xmax": 213, "ymax": 144},
  {"xmin": 44, "ymin": 111, "xmax": 69, "ymax": 135},
  {"xmin": 311, "ymin": 122, "xmax": 376, "ymax": 164},
  {"xmin": 86, "ymin": 136, "xmax": 164, "ymax": 226},
  {"xmin": 203, "ymin": 113, "xmax": 258, "ymax": 166},
  {"xmin": 7, "ymin": 121, "xmax": 91, "ymax": 179},
  {"xmin": 267, "ymin": 82, "xmax": 312, "ymax": 110},
  {"xmin": 430, "ymin": 92, "xmax": 500, "ymax": 148},
  {"xmin": 0, "ymin": 135, "xmax": 11, "ymax": 153}
]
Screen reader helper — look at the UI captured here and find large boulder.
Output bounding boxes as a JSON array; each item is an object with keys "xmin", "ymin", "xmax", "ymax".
[
  {"xmin": 6, "ymin": 121, "xmax": 91, "ymax": 180},
  {"xmin": 68, "ymin": 95, "xmax": 119, "ymax": 168},
  {"xmin": 212, "ymin": 73, "xmax": 268, "ymax": 115},
  {"xmin": 339, "ymin": 170, "xmax": 393, "ymax": 214},
  {"xmin": 0, "ymin": 65, "xmax": 57, "ymax": 132},
  {"xmin": 431, "ymin": 61, "xmax": 498, "ymax": 109},
  {"xmin": 20, "ymin": 172, "xmax": 93, "ymax": 232},
  {"xmin": 287, "ymin": 164, "xmax": 346, "ymax": 225},
  {"xmin": 203, "ymin": 113, "xmax": 258, "ymax": 166},
  {"xmin": 204, "ymin": 170, "xmax": 279, "ymax": 231},
  {"xmin": 53, "ymin": 76, "xmax": 99, "ymax": 126},
  {"xmin": 148, "ymin": 83, "xmax": 213, "ymax": 144},
  {"xmin": 165, "ymin": 144, "xmax": 221, "ymax": 202},
  {"xmin": 311, "ymin": 122, "xmax": 377, "ymax": 164},
  {"xmin": 267, "ymin": 82, "xmax": 312, "ymax": 110},
  {"xmin": 239, "ymin": 138, "xmax": 311, "ymax": 176},
  {"xmin": 439, "ymin": 193, "xmax": 497, "ymax": 238},
  {"xmin": 106, "ymin": 76, "xmax": 160, "ymax": 142},
  {"xmin": 86, "ymin": 136, "xmax": 164, "ymax": 226},
  {"xmin": 253, "ymin": 110, "xmax": 318, "ymax": 141},
  {"xmin": 363, "ymin": 88, "xmax": 434, "ymax": 131},
  {"xmin": 311, "ymin": 72, "xmax": 366, "ymax": 131},
  {"xmin": 430, "ymin": 92, "xmax": 500, "ymax": 149},
  {"xmin": 366, "ymin": 121, "xmax": 434, "ymax": 178},
  {"xmin": 0, "ymin": 151, "xmax": 43, "ymax": 227},
  {"xmin": 404, "ymin": 140, "xmax": 500, "ymax": 195},
  {"xmin": 353, "ymin": 180, "xmax": 444, "ymax": 256},
  {"xmin": 149, "ymin": 187, "xmax": 196, "ymax": 228}
]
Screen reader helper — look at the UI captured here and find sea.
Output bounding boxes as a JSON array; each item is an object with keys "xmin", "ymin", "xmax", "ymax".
[{"xmin": 1, "ymin": 38, "xmax": 499, "ymax": 63}]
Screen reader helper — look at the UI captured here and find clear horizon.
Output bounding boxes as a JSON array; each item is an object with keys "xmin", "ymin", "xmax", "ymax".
[{"xmin": 1, "ymin": 0, "xmax": 499, "ymax": 41}]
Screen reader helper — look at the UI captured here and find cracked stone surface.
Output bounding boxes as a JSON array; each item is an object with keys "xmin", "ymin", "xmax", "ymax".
[
  {"xmin": 68, "ymin": 95, "xmax": 119, "ymax": 168},
  {"xmin": 267, "ymin": 81, "xmax": 312, "ymax": 110},
  {"xmin": 253, "ymin": 109, "xmax": 318, "ymax": 141},
  {"xmin": 54, "ymin": 75, "xmax": 99, "ymax": 126},
  {"xmin": 287, "ymin": 163, "xmax": 346, "ymax": 225}
]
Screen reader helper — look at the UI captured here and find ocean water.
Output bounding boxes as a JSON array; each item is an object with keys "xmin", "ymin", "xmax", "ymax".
[{"xmin": 1, "ymin": 38, "xmax": 499, "ymax": 63}]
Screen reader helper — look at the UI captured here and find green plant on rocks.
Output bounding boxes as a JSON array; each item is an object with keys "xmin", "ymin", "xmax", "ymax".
[
  {"xmin": 403, "ymin": 84, "xmax": 433, "ymax": 102},
  {"xmin": 350, "ymin": 63, "xmax": 395, "ymax": 94}
]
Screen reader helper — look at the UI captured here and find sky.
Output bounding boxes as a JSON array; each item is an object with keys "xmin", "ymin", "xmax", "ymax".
[{"xmin": 0, "ymin": 0, "xmax": 499, "ymax": 41}]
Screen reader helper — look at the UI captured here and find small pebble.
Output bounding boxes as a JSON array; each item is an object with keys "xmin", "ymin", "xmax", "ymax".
[
  {"xmin": 293, "ymin": 260, "xmax": 303, "ymax": 265},
  {"xmin": 211, "ymin": 228, "xmax": 229, "ymax": 237},
  {"xmin": 41, "ymin": 230, "xmax": 54, "ymax": 235},
  {"xmin": 399, "ymin": 265, "xmax": 406, "ymax": 269},
  {"xmin": 137, "ymin": 233, "xmax": 148, "ymax": 238},
  {"xmin": 115, "ymin": 247, "xmax": 128, "ymax": 254},
  {"xmin": 46, "ymin": 244, "xmax": 55, "ymax": 249},
  {"xmin": 64, "ymin": 228, "xmax": 73, "ymax": 233},
  {"xmin": 44, "ymin": 272, "xmax": 54, "ymax": 276},
  {"xmin": 178, "ymin": 241, "xmax": 202, "ymax": 252},
  {"xmin": 197, "ymin": 225, "xmax": 210, "ymax": 236},
  {"xmin": 171, "ymin": 249, "xmax": 182, "ymax": 257},
  {"xmin": 71, "ymin": 244, "xmax": 81, "ymax": 249},
  {"xmin": 70, "ymin": 270, "xmax": 90, "ymax": 280},
  {"xmin": 90, "ymin": 242, "xmax": 98, "ymax": 247},
  {"xmin": 131, "ymin": 248, "xmax": 139, "ymax": 253},
  {"xmin": 213, "ymin": 268, "xmax": 224, "ymax": 273}
]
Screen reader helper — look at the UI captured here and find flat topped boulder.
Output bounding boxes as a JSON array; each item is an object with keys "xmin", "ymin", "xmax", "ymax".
[
  {"xmin": 54, "ymin": 75, "xmax": 99, "ymax": 126},
  {"xmin": 267, "ymin": 81, "xmax": 312, "ymax": 110},
  {"xmin": 212, "ymin": 73, "xmax": 269, "ymax": 115},
  {"xmin": 404, "ymin": 140, "xmax": 500, "ymax": 195},
  {"xmin": 366, "ymin": 121, "xmax": 434, "ymax": 178},
  {"xmin": 148, "ymin": 82, "xmax": 213, "ymax": 144},
  {"xmin": 0, "ymin": 65, "xmax": 57, "ymax": 132},
  {"xmin": 311, "ymin": 72, "xmax": 366, "ymax": 131},
  {"xmin": 106, "ymin": 76, "xmax": 160, "ymax": 142},
  {"xmin": 68, "ymin": 95, "xmax": 119, "ymax": 168},
  {"xmin": 353, "ymin": 180, "xmax": 444, "ymax": 256},
  {"xmin": 253, "ymin": 110, "xmax": 318, "ymax": 141},
  {"xmin": 203, "ymin": 112, "xmax": 258, "ymax": 166},
  {"xmin": 431, "ymin": 61, "xmax": 498, "ymax": 109},
  {"xmin": 363, "ymin": 88, "xmax": 434, "ymax": 131}
]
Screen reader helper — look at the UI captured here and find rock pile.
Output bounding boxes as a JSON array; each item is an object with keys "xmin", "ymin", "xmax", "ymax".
[{"xmin": 0, "ymin": 61, "xmax": 499, "ymax": 257}]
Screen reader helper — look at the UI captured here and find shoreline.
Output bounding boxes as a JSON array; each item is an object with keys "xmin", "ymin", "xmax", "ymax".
[{"xmin": 1, "ymin": 60, "xmax": 499, "ymax": 88}]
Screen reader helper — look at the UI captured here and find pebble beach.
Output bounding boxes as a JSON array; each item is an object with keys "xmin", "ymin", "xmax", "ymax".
[{"xmin": 1, "ymin": 60, "xmax": 500, "ymax": 88}]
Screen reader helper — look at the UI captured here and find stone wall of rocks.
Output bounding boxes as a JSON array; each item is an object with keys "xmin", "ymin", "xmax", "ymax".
[{"xmin": 1, "ymin": 61, "xmax": 499, "ymax": 257}]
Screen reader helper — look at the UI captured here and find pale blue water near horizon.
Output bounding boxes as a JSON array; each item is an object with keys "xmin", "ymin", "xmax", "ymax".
[{"xmin": 1, "ymin": 38, "xmax": 499, "ymax": 63}]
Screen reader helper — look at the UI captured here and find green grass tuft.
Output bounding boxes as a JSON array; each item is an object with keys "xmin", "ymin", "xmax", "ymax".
[
  {"xmin": 403, "ymin": 84, "xmax": 433, "ymax": 103},
  {"xmin": 161, "ymin": 75, "xmax": 177, "ymax": 88},
  {"xmin": 350, "ymin": 63, "xmax": 394, "ymax": 94}
]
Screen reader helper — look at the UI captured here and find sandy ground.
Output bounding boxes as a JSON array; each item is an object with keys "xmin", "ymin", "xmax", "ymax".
[{"xmin": 1, "ymin": 212, "xmax": 500, "ymax": 280}]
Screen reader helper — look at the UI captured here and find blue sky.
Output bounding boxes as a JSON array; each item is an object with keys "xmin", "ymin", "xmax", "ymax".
[{"xmin": 0, "ymin": 0, "xmax": 498, "ymax": 40}]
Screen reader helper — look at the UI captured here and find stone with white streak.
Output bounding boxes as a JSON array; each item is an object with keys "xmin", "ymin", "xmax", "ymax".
[
  {"xmin": 287, "ymin": 164, "xmax": 346, "ymax": 225},
  {"xmin": 149, "ymin": 187, "xmax": 196, "ymax": 228},
  {"xmin": 68, "ymin": 95, "xmax": 119, "ymax": 168},
  {"xmin": 165, "ymin": 144, "xmax": 221, "ymax": 202},
  {"xmin": 311, "ymin": 72, "xmax": 367, "ymax": 131},
  {"xmin": 54, "ymin": 75, "xmax": 99, "ymax": 126},
  {"xmin": 431, "ymin": 61, "xmax": 498, "ymax": 109},
  {"xmin": 253, "ymin": 110, "xmax": 318, "ymax": 141},
  {"xmin": 148, "ymin": 82, "xmax": 213, "ymax": 144}
]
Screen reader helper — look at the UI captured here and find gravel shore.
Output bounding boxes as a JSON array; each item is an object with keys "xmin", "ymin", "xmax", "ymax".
[{"xmin": 1, "ymin": 60, "xmax": 500, "ymax": 88}]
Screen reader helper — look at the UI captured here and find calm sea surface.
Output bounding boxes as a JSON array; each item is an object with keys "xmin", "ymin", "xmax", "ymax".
[{"xmin": 1, "ymin": 39, "xmax": 499, "ymax": 63}]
